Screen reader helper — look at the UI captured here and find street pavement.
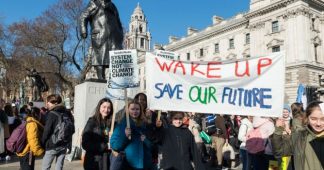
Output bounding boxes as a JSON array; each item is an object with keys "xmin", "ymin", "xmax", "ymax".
[
  {"xmin": 0, "ymin": 155, "xmax": 242, "ymax": 170},
  {"xmin": 0, "ymin": 156, "xmax": 83, "ymax": 170}
]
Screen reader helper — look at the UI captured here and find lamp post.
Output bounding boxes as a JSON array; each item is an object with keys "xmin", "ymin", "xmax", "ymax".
[
  {"xmin": 19, "ymin": 81, "xmax": 25, "ymax": 107},
  {"xmin": 0, "ymin": 64, "xmax": 6, "ymax": 99}
]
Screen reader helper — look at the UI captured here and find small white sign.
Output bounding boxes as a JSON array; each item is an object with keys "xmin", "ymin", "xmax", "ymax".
[
  {"xmin": 108, "ymin": 50, "xmax": 139, "ymax": 89},
  {"xmin": 155, "ymin": 50, "xmax": 179, "ymax": 60}
]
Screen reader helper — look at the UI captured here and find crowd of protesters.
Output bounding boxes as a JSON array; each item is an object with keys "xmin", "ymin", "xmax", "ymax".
[
  {"xmin": 0, "ymin": 94, "xmax": 75, "ymax": 170},
  {"xmin": 0, "ymin": 92, "xmax": 323, "ymax": 170},
  {"xmin": 81, "ymin": 92, "xmax": 323, "ymax": 170}
]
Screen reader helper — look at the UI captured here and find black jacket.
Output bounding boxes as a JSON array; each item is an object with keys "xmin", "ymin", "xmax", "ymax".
[
  {"xmin": 157, "ymin": 125, "xmax": 205, "ymax": 170},
  {"xmin": 41, "ymin": 105, "xmax": 74, "ymax": 151},
  {"xmin": 82, "ymin": 117, "xmax": 110, "ymax": 170}
]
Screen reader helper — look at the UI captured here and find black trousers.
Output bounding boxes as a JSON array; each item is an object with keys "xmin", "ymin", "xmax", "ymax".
[{"xmin": 19, "ymin": 152, "xmax": 35, "ymax": 170}]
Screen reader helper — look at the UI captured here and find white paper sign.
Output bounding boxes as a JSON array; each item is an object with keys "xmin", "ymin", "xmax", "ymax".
[
  {"xmin": 155, "ymin": 50, "xmax": 179, "ymax": 60},
  {"xmin": 108, "ymin": 50, "xmax": 139, "ymax": 89}
]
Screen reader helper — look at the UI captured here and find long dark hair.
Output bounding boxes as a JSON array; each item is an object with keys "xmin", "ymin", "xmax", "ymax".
[
  {"xmin": 93, "ymin": 98, "xmax": 114, "ymax": 127},
  {"xmin": 134, "ymin": 92, "xmax": 147, "ymax": 110},
  {"xmin": 305, "ymin": 101, "xmax": 323, "ymax": 117},
  {"xmin": 29, "ymin": 107, "xmax": 40, "ymax": 120}
]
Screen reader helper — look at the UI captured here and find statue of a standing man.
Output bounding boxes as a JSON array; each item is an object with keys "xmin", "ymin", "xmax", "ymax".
[{"xmin": 80, "ymin": 0, "xmax": 124, "ymax": 80}]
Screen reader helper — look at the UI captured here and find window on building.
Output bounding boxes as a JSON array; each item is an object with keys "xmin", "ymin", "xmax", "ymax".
[
  {"xmin": 245, "ymin": 33, "xmax": 250, "ymax": 44},
  {"xmin": 312, "ymin": 18, "xmax": 315, "ymax": 30},
  {"xmin": 314, "ymin": 44, "xmax": 318, "ymax": 62},
  {"xmin": 214, "ymin": 43, "xmax": 219, "ymax": 53},
  {"xmin": 140, "ymin": 16, "xmax": 142, "ymax": 19},
  {"xmin": 246, "ymin": 55, "xmax": 251, "ymax": 58},
  {"xmin": 144, "ymin": 79, "xmax": 146, "ymax": 89},
  {"xmin": 177, "ymin": 56, "xmax": 180, "ymax": 60},
  {"xmin": 229, "ymin": 39, "xmax": 234, "ymax": 49},
  {"xmin": 139, "ymin": 25, "xmax": 143, "ymax": 33},
  {"xmin": 200, "ymin": 48, "xmax": 204, "ymax": 57},
  {"xmin": 272, "ymin": 46, "xmax": 280, "ymax": 52},
  {"xmin": 187, "ymin": 53, "xmax": 190, "ymax": 60},
  {"xmin": 272, "ymin": 21, "xmax": 279, "ymax": 33},
  {"xmin": 140, "ymin": 38, "xmax": 144, "ymax": 48}
]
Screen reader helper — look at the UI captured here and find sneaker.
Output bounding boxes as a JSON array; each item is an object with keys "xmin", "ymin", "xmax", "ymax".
[{"xmin": 5, "ymin": 155, "xmax": 11, "ymax": 161}]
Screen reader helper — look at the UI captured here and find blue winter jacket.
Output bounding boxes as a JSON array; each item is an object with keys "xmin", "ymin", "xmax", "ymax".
[{"xmin": 110, "ymin": 118, "xmax": 153, "ymax": 169}]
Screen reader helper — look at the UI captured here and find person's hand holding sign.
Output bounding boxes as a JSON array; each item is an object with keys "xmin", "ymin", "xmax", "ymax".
[{"xmin": 125, "ymin": 127, "xmax": 132, "ymax": 139}]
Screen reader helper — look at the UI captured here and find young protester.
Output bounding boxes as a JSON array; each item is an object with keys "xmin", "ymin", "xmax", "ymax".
[
  {"xmin": 188, "ymin": 112, "xmax": 207, "ymax": 162},
  {"xmin": 249, "ymin": 116, "xmax": 276, "ymax": 170},
  {"xmin": 211, "ymin": 114, "xmax": 227, "ymax": 169},
  {"xmin": 41, "ymin": 94, "xmax": 75, "ymax": 170},
  {"xmin": 134, "ymin": 93, "xmax": 155, "ymax": 124},
  {"xmin": 277, "ymin": 105, "xmax": 294, "ymax": 170},
  {"xmin": 5, "ymin": 104, "xmax": 21, "ymax": 134},
  {"xmin": 17, "ymin": 107, "xmax": 44, "ymax": 170},
  {"xmin": 155, "ymin": 111, "xmax": 205, "ymax": 170},
  {"xmin": 282, "ymin": 104, "xmax": 292, "ymax": 135},
  {"xmin": 134, "ymin": 93, "xmax": 160, "ymax": 169},
  {"xmin": 82, "ymin": 98, "xmax": 113, "ymax": 170},
  {"xmin": 0, "ymin": 99, "xmax": 8, "ymax": 160},
  {"xmin": 237, "ymin": 116, "xmax": 253, "ymax": 170},
  {"xmin": 110, "ymin": 100, "xmax": 153, "ymax": 170},
  {"xmin": 272, "ymin": 101, "xmax": 324, "ymax": 170},
  {"xmin": 290, "ymin": 102, "xmax": 305, "ymax": 131}
]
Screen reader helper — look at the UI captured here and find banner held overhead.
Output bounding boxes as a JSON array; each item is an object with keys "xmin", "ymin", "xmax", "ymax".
[{"xmin": 146, "ymin": 52, "xmax": 285, "ymax": 117}]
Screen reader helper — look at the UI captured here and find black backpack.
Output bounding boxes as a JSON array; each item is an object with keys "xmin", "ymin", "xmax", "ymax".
[{"xmin": 51, "ymin": 111, "xmax": 75, "ymax": 145}]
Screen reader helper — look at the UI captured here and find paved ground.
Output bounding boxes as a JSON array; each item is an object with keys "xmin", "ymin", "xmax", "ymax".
[
  {"xmin": 0, "ymin": 155, "xmax": 242, "ymax": 170},
  {"xmin": 0, "ymin": 156, "xmax": 83, "ymax": 170}
]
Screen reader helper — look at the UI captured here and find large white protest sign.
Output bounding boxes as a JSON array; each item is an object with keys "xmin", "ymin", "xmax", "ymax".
[
  {"xmin": 109, "ymin": 50, "xmax": 139, "ymax": 89},
  {"xmin": 146, "ymin": 52, "xmax": 285, "ymax": 117}
]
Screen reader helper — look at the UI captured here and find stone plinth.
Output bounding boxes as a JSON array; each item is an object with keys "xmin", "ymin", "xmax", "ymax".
[{"xmin": 72, "ymin": 81, "xmax": 107, "ymax": 148}]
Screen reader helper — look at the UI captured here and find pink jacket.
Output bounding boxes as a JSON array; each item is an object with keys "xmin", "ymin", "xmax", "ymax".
[{"xmin": 253, "ymin": 117, "xmax": 275, "ymax": 155}]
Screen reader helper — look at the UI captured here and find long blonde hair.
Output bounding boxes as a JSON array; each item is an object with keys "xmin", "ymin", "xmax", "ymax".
[{"xmin": 128, "ymin": 100, "xmax": 147, "ymax": 126}]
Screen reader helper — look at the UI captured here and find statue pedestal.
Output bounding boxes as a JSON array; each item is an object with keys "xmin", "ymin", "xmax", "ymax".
[{"xmin": 72, "ymin": 81, "xmax": 107, "ymax": 149}]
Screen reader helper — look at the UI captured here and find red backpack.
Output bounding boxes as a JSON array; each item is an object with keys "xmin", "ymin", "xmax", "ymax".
[
  {"xmin": 6, "ymin": 120, "xmax": 31, "ymax": 153},
  {"xmin": 245, "ymin": 128, "xmax": 266, "ymax": 154}
]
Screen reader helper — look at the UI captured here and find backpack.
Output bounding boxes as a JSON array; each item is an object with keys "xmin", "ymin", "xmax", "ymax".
[
  {"xmin": 51, "ymin": 111, "xmax": 75, "ymax": 145},
  {"xmin": 245, "ymin": 128, "xmax": 266, "ymax": 154},
  {"xmin": 6, "ymin": 121, "xmax": 31, "ymax": 153}
]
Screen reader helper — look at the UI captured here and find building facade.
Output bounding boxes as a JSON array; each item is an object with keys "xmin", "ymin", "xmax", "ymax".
[{"xmin": 164, "ymin": 0, "xmax": 324, "ymax": 104}]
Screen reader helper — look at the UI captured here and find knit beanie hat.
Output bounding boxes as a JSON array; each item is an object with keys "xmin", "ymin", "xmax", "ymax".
[{"xmin": 283, "ymin": 104, "xmax": 291, "ymax": 113}]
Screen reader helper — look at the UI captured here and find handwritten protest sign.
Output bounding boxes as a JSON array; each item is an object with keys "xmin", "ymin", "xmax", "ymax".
[
  {"xmin": 109, "ymin": 50, "xmax": 139, "ymax": 89},
  {"xmin": 146, "ymin": 52, "xmax": 285, "ymax": 117}
]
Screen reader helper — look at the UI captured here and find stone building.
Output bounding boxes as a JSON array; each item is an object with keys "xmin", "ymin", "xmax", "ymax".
[
  {"xmin": 164, "ymin": 0, "xmax": 324, "ymax": 104},
  {"xmin": 124, "ymin": 3, "xmax": 151, "ymax": 95}
]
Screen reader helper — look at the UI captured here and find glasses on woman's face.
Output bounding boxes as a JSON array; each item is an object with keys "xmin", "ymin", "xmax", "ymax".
[{"xmin": 173, "ymin": 117, "xmax": 183, "ymax": 120}]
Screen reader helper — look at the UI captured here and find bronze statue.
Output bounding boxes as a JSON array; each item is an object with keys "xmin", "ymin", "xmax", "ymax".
[
  {"xmin": 27, "ymin": 69, "xmax": 49, "ymax": 101},
  {"xmin": 80, "ymin": 0, "xmax": 124, "ymax": 80}
]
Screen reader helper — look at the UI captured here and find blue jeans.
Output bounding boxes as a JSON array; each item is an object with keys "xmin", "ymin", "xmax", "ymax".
[
  {"xmin": 239, "ymin": 149, "xmax": 251, "ymax": 170},
  {"xmin": 42, "ymin": 148, "xmax": 66, "ymax": 170}
]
